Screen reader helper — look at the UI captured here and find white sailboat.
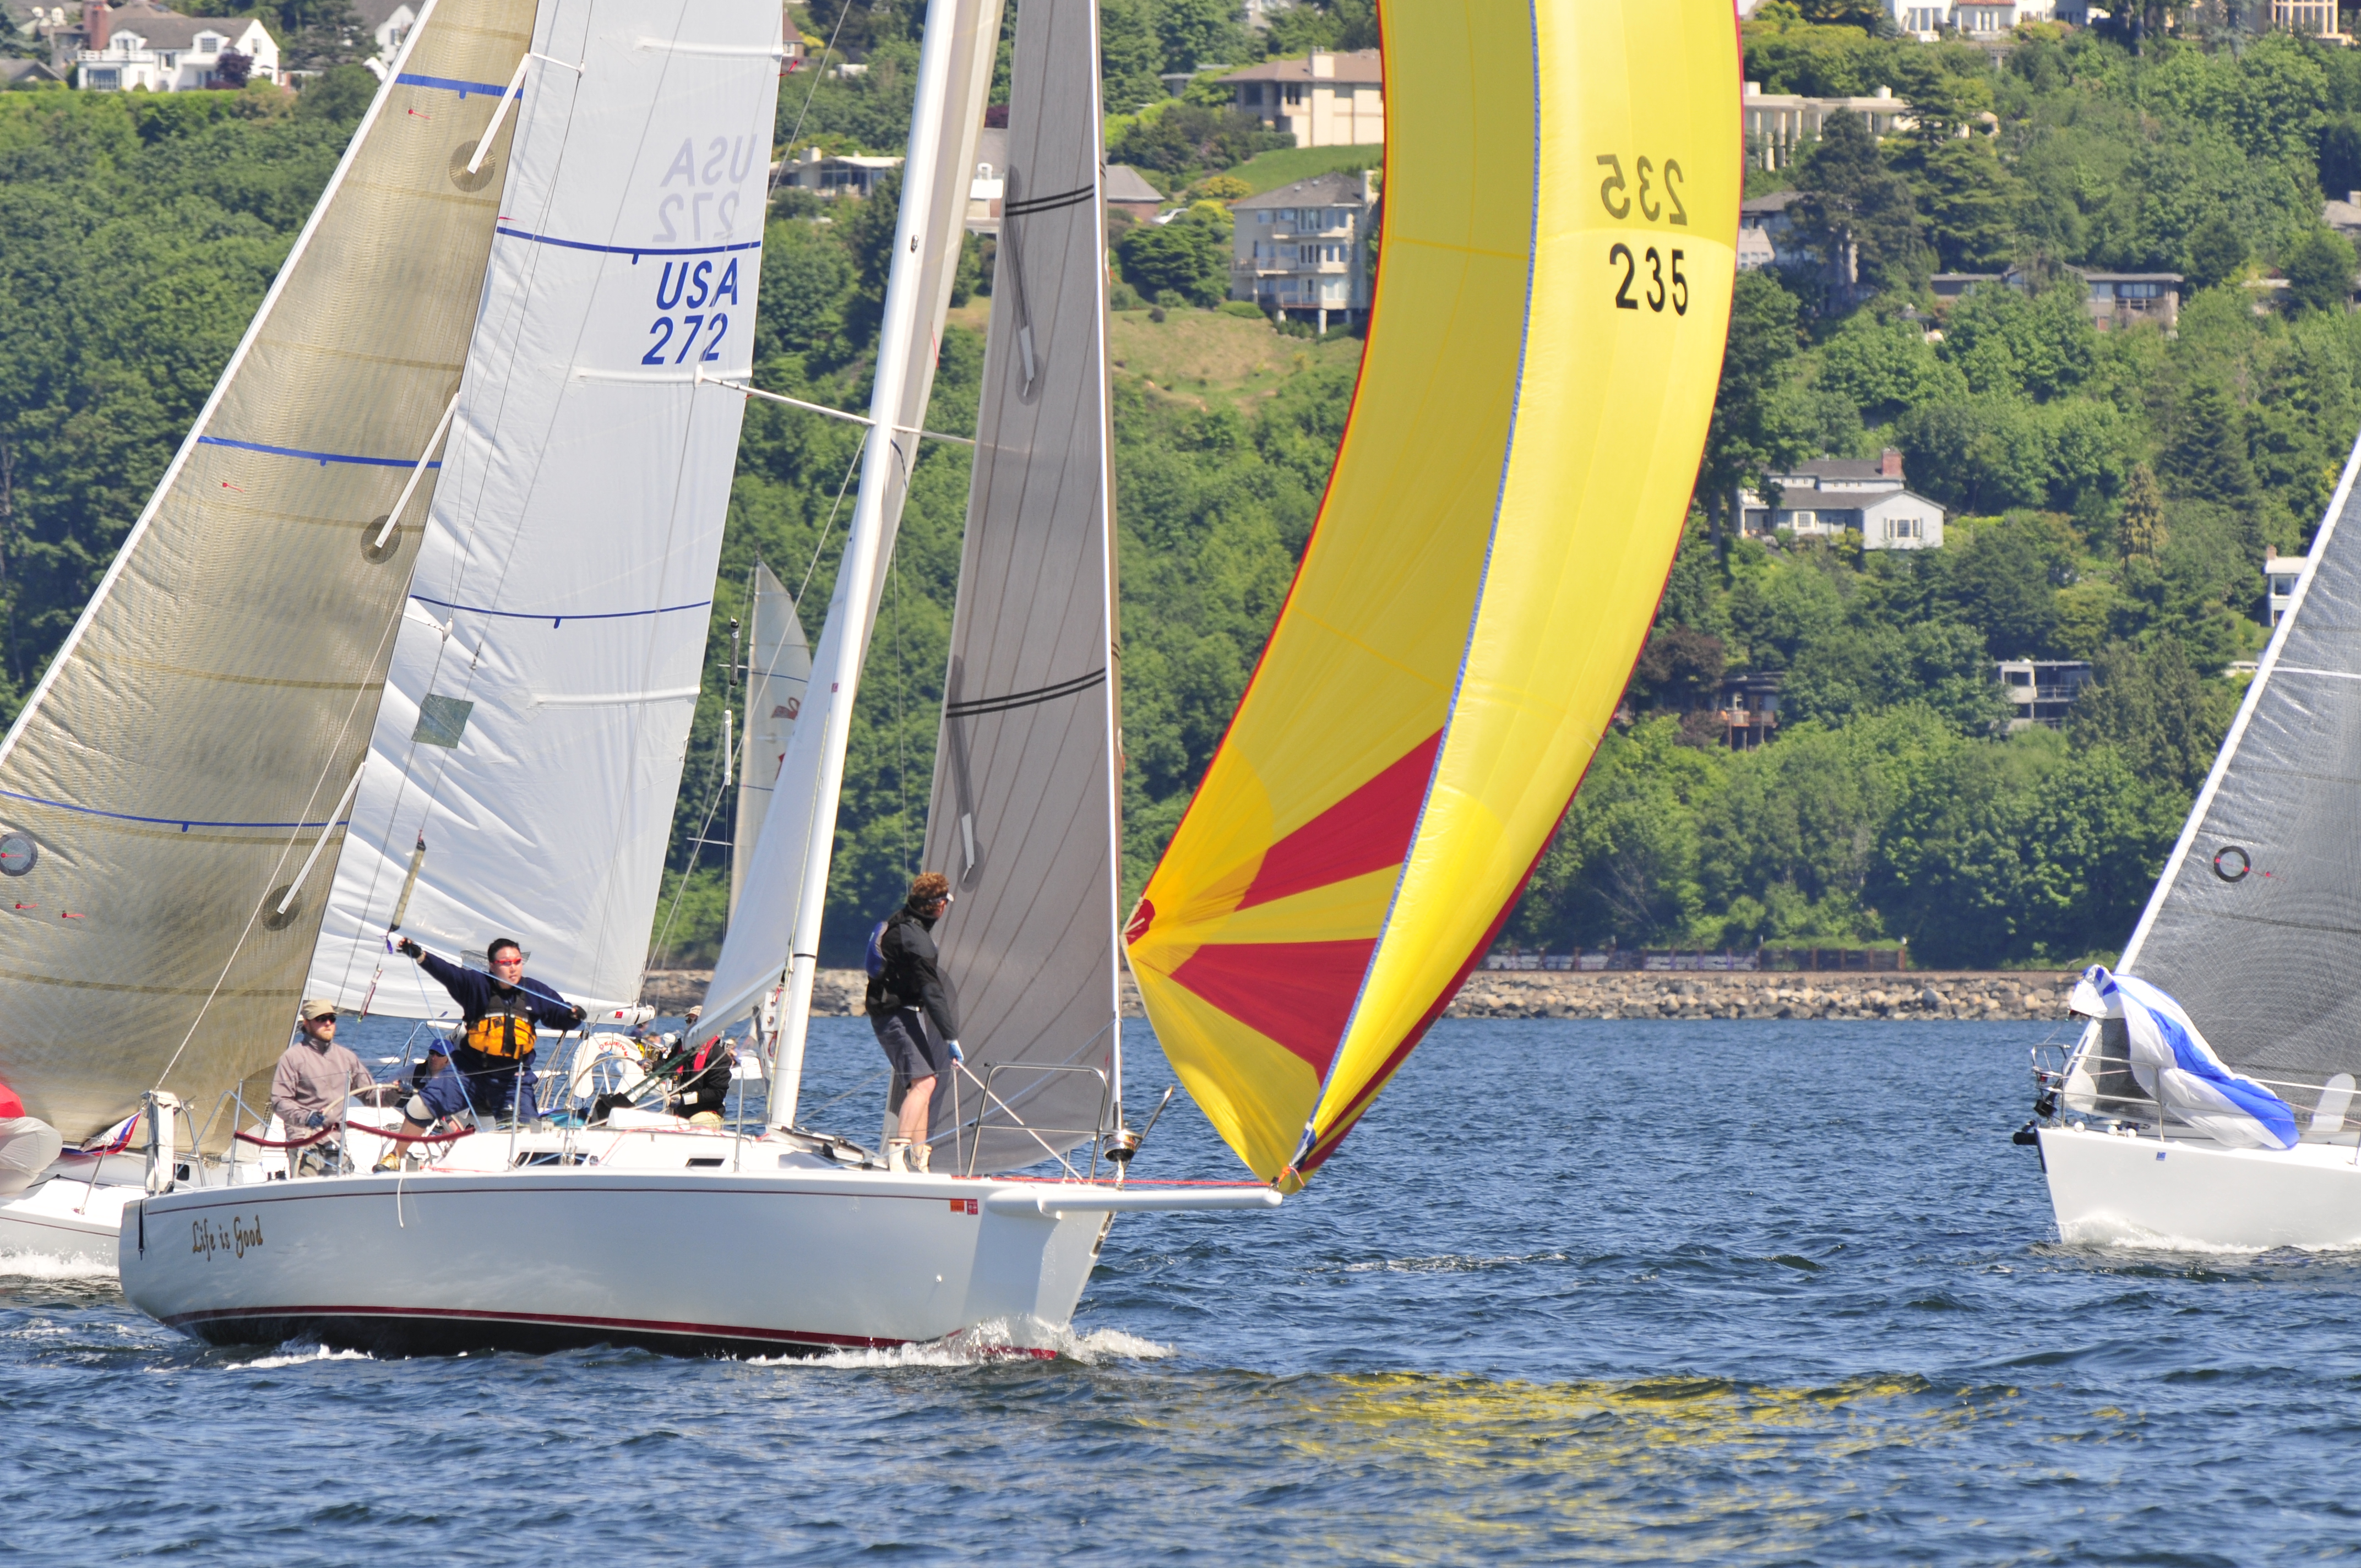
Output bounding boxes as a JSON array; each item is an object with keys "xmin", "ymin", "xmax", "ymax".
[
  {"xmin": 118, "ymin": 0, "xmax": 1276, "ymax": 1356},
  {"xmin": 730, "ymin": 560, "xmax": 812, "ymax": 919},
  {"xmin": 117, "ymin": 0, "xmax": 1743, "ymax": 1352},
  {"xmin": 2030, "ymin": 429, "xmax": 2361, "ymax": 1249},
  {"xmin": 0, "ymin": 0, "xmax": 539, "ymax": 1265}
]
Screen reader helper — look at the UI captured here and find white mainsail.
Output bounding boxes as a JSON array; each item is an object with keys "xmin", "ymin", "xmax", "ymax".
[
  {"xmin": 307, "ymin": 0, "xmax": 786, "ymax": 1019},
  {"xmin": 730, "ymin": 561, "xmax": 812, "ymax": 917},
  {"xmin": 694, "ymin": 0, "xmax": 1005, "ymax": 1082},
  {"xmin": 918, "ymin": 0, "xmax": 1122, "ymax": 1173},
  {"xmin": 0, "ymin": 0, "xmax": 532, "ymax": 1141}
]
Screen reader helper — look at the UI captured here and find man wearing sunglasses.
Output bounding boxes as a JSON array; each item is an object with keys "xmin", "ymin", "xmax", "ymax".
[{"xmin": 387, "ymin": 936, "xmax": 586, "ymax": 1152}]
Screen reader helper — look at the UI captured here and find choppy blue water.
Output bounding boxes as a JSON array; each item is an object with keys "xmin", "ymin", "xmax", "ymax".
[{"xmin": 5, "ymin": 1016, "xmax": 2353, "ymax": 1564}]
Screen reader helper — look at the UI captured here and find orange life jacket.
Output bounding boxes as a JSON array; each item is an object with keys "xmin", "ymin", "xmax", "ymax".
[{"xmin": 465, "ymin": 998, "xmax": 537, "ymax": 1060}]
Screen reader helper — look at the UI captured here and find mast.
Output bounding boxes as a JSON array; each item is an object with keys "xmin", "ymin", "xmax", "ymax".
[{"xmin": 766, "ymin": 0, "xmax": 1003, "ymax": 1129}]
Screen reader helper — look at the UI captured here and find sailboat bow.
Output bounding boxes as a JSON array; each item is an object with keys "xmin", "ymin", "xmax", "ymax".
[{"xmin": 1123, "ymin": 0, "xmax": 1740, "ymax": 1186}]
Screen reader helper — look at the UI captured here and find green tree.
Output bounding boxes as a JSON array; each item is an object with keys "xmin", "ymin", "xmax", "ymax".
[
  {"xmin": 2282, "ymin": 227, "xmax": 2357, "ymax": 317},
  {"xmin": 2068, "ymin": 639, "xmax": 2231, "ymax": 793},
  {"xmin": 2159, "ymin": 378, "xmax": 2255, "ymax": 507},
  {"xmin": 2184, "ymin": 211, "xmax": 2248, "ymax": 291},
  {"xmin": 1792, "ymin": 110, "xmax": 1924, "ymax": 297},
  {"xmin": 1696, "ymin": 270, "xmax": 1811, "ymax": 544},
  {"xmin": 1116, "ymin": 206, "xmax": 1230, "ymax": 307},
  {"xmin": 2118, "ymin": 462, "xmax": 2167, "ymax": 562}
]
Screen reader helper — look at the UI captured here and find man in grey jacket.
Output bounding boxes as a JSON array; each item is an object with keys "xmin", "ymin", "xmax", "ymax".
[{"xmin": 270, "ymin": 1000, "xmax": 374, "ymax": 1174}]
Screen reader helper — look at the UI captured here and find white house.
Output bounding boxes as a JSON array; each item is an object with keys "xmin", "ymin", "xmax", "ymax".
[
  {"xmin": 776, "ymin": 145, "xmax": 903, "ymax": 200},
  {"xmin": 1739, "ymin": 450, "xmax": 1946, "ymax": 551},
  {"xmin": 1743, "ymin": 81, "xmax": 1913, "ymax": 171},
  {"xmin": 352, "ymin": 0, "xmax": 418, "ymax": 77},
  {"xmin": 1230, "ymin": 170, "xmax": 1375, "ymax": 329},
  {"xmin": 2266, "ymin": 552, "xmax": 2309, "ymax": 626},
  {"xmin": 75, "ymin": 0, "xmax": 275, "ymax": 91},
  {"xmin": 1886, "ymin": 0, "xmax": 2059, "ymax": 37}
]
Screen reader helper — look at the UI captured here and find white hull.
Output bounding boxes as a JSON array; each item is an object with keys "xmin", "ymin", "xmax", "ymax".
[
  {"xmin": 2040, "ymin": 1123, "xmax": 2361, "ymax": 1250},
  {"xmin": 119, "ymin": 1128, "xmax": 1277, "ymax": 1357},
  {"xmin": 0, "ymin": 1171, "xmax": 134, "ymax": 1268}
]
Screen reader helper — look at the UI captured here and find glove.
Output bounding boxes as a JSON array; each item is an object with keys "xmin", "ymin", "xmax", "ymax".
[
  {"xmin": 305, "ymin": 1110, "xmax": 326, "ymax": 1129},
  {"xmin": 396, "ymin": 937, "xmax": 423, "ymax": 960},
  {"xmin": 569, "ymin": 1005, "xmax": 589, "ymax": 1028},
  {"xmin": 947, "ymin": 1039, "xmax": 965, "ymax": 1064}
]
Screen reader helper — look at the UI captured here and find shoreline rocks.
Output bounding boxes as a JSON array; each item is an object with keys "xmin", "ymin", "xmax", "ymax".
[{"xmin": 641, "ymin": 967, "xmax": 2079, "ymax": 1023}]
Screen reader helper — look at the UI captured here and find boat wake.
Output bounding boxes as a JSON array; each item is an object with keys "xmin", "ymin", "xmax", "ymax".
[
  {"xmin": 2051, "ymin": 1217, "xmax": 2361, "ymax": 1256},
  {"xmin": 0, "ymin": 1250, "xmax": 113, "ymax": 1282},
  {"xmin": 227, "ymin": 1343, "xmax": 378, "ymax": 1371},
  {"xmin": 779, "ymin": 1317, "xmax": 1174, "ymax": 1369}
]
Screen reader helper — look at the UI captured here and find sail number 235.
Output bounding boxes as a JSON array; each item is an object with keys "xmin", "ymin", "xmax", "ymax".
[{"xmin": 1596, "ymin": 155, "xmax": 1688, "ymax": 317}]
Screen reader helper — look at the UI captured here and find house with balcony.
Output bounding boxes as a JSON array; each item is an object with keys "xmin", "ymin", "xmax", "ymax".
[
  {"xmin": 776, "ymin": 146, "xmax": 903, "ymax": 200},
  {"xmin": 1217, "ymin": 47, "xmax": 1382, "ymax": 150},
  {"xmin": 1997, "ymin": 659, "xmax": 2092, "ymax": 731},
  {"xmin": 2083, "ymin": 273, "xmax": 2181, "ymax": 333},
  {"xmin": 74, "ymin": 0, "xmax": 275, "ymax": 90},
  {"xmin": 1231, "ymin": 171, "xmax": 1374, "ymax": 329},
  {"xmin": 1738, "ymin": 450, "xmax": 1945, "ymax": 550}
]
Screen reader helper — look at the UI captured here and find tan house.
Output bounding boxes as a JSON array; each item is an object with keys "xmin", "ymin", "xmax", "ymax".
[
  {"xmin": 1218, "ymin": 48, "xmax": 1383, "ymax": 150},
  {"xmin": 1742, "ymin": 81, "xmax": 1912, "ymax": 172},
  {"xmin": 1231, "ymin": 171, "xmax": 1375, "ymax": 329}
]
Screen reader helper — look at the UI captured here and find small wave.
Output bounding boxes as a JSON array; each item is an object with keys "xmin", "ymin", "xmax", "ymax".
[
  {"xmin": 0, "ymin": 1250, "xmax": 115, "ymax": 1282},
  {"xmin": 1325, "ymin": 1250, "xmax": 1571, "ymax": 1276},
  {"xmin": 765, "ymin": 1316, "xmax": 1173, "ymax": 1369},
  {"xmin": 228, "ymin": 1344, "xmax": 377, "ymax": 1371}
]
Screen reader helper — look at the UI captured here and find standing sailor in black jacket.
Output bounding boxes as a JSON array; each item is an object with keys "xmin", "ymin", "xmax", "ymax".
[
  {"xmin": 864, "ymin": 872, "xmax": 963, "ymax": 1173},
  {"xmin": 388, "ymin": 936, "xmax": 585, "ymax": 1147}
]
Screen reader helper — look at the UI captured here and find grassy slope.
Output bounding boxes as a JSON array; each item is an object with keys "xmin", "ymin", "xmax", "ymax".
[
  {"xmin": 1227, "ymin": 142, "xmax": 1382, "ymax": 194},
  {"xmin": 949, "ymin": 296, "xmax": 1368, "ymax": 412}
]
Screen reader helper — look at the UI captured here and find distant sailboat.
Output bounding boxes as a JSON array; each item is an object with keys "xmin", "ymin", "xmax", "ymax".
[
  {"xmin": 2032, "ymin": 428, "xmax": 2361, "ymax": 1249},
  {"xmin": 730, "ymin": 562, "xmax": 812, "ymax": 919},
  {"xmin": 0, "ymin": 0, "xmax": 536, "ymax": 1262}
]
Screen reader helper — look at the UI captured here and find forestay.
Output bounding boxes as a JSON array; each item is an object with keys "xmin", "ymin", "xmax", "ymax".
[
  {"xmin": 731, "ymin": 562, "xmax": 812, "ymax": 918},
  {"xmin": 1125, "ymin": 0, "xmax": 1742, "ymax": 1186},
  {"xmin": 918, "ymin": 0, "xmax": 1122, "ymax": 1173},
  {"xmin": 0, "ymin": 0, "xmax": 532, "ymax": 1141},
  {"xmin": 2102, "ymin": 428, "xmax": 2361, "ymax": 1119},
  {"xmin": 308, "ymin": 0, "xmax": 784, "ymax": 1019}
]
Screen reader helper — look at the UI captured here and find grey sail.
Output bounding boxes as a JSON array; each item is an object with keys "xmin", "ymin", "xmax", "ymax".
[
  {"xmin": 732, "ymin": 562, "xmax": 812, "ymax": 919},
  {"xmin": 920, "ymin": 0, "xmax": 1122, "ymax": 1173},
  {"xmin": 0, "ymin": 0, "xmax": 531, "ymax": 1142},
  {"xmin": 2099, "ymin": 434, "xmax": 2361, "ymax": 1119}
]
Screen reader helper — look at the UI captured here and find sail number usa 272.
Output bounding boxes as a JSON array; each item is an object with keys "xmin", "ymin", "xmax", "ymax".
[
  {"xmin": 1595, "ymin": 154, "xmax": 1688, "ymax": 317},
  {"xmin": 643, "ymin": 257, "xmax": 744, "ymax": 366}
]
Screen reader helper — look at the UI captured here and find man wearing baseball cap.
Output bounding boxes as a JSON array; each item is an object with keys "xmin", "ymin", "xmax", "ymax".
[{"xmin": 271, "ymin": 1000, "xmax": 375, "ymax": 1174}]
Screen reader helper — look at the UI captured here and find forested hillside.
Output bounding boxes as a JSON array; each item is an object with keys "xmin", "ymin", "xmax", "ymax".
[{"xmin": 6, "ymin": 6, "xmax": 2361, "ymax": 972}]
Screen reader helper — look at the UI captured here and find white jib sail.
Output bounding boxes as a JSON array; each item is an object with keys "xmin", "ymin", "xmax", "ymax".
[
  {"xmin": 694, "ymin": 0, "xmax": 1004, "ymax": 1082},
  {"xmin": 730, "ymin": 560, "xmax": 812, "ymax": 918},
  {"xmin": 0, "ymin": 0, "xmax": 532, "ymax": 1141},
  {"xmin": 307, "ymin": 0, "xmax": 786, "ymax": 1020}
]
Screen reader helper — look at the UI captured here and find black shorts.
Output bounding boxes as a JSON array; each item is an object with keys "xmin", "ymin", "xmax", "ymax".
[{"xmin": 869, "ymin": 1007, "xmax": 947, "ymax": 1086}]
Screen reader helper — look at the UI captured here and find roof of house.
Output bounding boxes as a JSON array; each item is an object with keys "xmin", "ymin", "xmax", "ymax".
[
  {"xmin": 0, "ymin": 56, "xmax": 62, "ymax": 82},
  {"xmin": 1776, "ymin": 457, "xmax": 1902, "ymax": 484},
  {"xmin": 100, "ymin": 2, "xmax": 261, "ymax": 48},
  {"xmin": 2079, "ymin": 271, "xmax": 2183, "ymax": 284},
  {"xmin": 1231, "ymin": 171, "xmax": 1372, "ymax": 210},
  {"xmin": 2327, "ymin": 196, "xmax": 2361, "ymax": 230},
  {"xmin": 347, "ymin": 0, "xmax": 418, "ymax": 31},
  {"xmin": 1739, "ymin": 189, "xmax": 1805, "ymax": 214},
  {"xmin": 1216, "ymin": 48, "xmax": 1381, "ymax": 86},
  {"xmin": 1105, "ymin": 164, "xmax": 1163, "ymax": 204}
]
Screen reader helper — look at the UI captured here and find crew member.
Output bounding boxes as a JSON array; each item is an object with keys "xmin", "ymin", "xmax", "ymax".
[
  {"xmin": 270, "ymin": 1000, "xmax": 374, "ymax": 1175},
  {"xmin": 674, "ymin": 1035, "xmax": 735, "ymax": 1126},
  {"xmin": 390, "ymin": 937, "xmax": 585, "ymax": 1147},
  {"xmin": 864, "ymin": 872, "xmax": 963, "ymax": 1173}
]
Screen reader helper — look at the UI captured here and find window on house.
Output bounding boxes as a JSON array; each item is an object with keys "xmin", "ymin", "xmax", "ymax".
[
  {"xmin": 86, "ymin": 67, "xmax": 119, "ymax": 88},
  {"xmin": 1257, "ymin": 211, "xmax": 1271, "ymax": 225},
  {"xmin": 1280, "ymin": 209, "xmax": 1295, "ymax": 221},
  {"xmin": 196, "ymin": 32, "xmax": 220, "ymax": 49},
  {"xmin": 2120, "ymin": 281, "xmax": 2161, "ymax": 299}
]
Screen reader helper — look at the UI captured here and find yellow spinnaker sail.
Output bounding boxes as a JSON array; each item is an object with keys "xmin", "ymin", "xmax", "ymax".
[{"xmin": 1124, "ymin": 0, "xmax": 1739, "ymax": 1185}]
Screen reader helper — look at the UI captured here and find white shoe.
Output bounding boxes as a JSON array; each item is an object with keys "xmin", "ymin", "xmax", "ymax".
[
  {"xmin": 911, "ymin": 1142, "xmax": 932, "ymax": 1174},
  {"xmin": 884, "ymin": 1138, "xmax": 911, "ymax": 1174}
]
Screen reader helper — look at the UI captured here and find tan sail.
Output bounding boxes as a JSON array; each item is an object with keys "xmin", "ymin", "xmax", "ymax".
[{"xmin": 0, "ymin": 0, "xmax": 532, "ymax": 1141}]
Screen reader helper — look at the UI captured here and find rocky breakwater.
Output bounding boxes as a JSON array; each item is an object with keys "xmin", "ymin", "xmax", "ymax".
[
  {"xmin": 639, "ymin": 968, "xmax": 868, "ymax": 1017},
  {"xmin": 1443, "ymin": 970, "xmax": 2081, "ymax": 1022}
]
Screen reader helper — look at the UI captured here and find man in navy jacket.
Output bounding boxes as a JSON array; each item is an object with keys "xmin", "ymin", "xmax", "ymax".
[{"xmin": 389, "ymin": 936, "xmax": 584, "ymax": 1144}]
